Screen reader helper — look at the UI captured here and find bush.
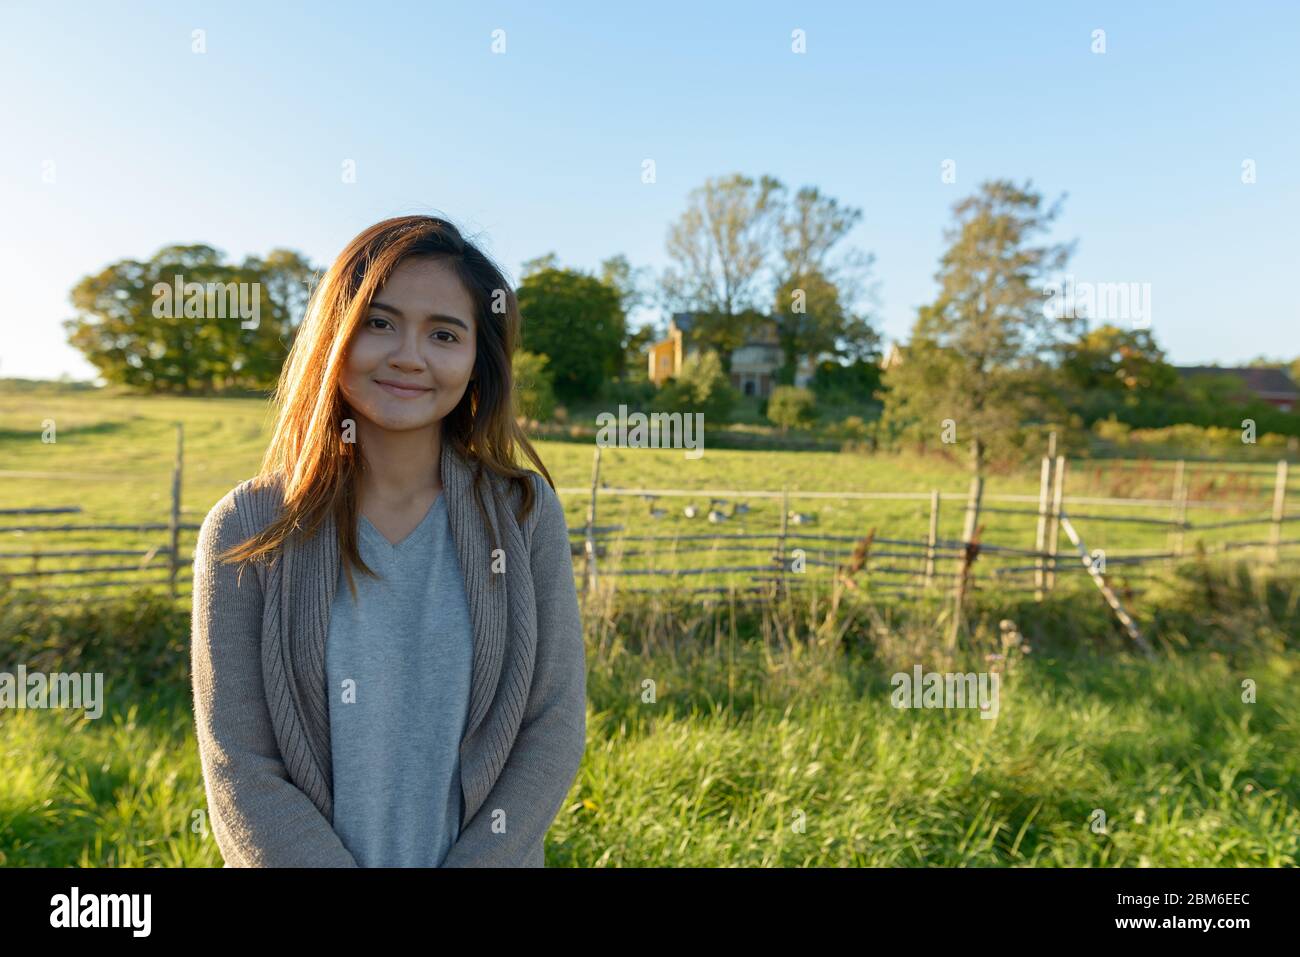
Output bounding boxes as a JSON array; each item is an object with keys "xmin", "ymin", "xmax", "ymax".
[
  {"xmin": 512, "ymin": 349, "xmax": 557, "ymax": 423},
  {"xmin": 767, "ymin": 385, "xmax": 816, "ymax": 434},
  {"xmin": 653, "ymin": 350, "xmax": 738, "ymax": 423},
  {"xmin": 829, "ymin": 414, "xmax": 871, "ymax": 441},
  {"xmin": 601, "ymin": 373, "xmax": 657, "ymax": 410},
  {"xmin": 811, "ymin": 357, "xmax": 883, "ymax": 406},
  {"xmin": 1093, "ymin": 416, "xmax": 1132, "ymax": 445},
  {"xmin": 1091, "ymin": 417, "xmax": 1292, "ymax": 457},
  {"xmin": 0, "ymin": 583, "xmax": 189, "ymax": 691}
]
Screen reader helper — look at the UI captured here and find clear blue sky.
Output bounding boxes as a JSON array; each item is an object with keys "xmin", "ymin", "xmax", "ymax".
[{"xmin": 2, "ymin": 0, "xmax": 1297, "ymax": 381}]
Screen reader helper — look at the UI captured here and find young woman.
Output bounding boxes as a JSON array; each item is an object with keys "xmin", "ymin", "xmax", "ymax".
[{"xmin": 189, "ymin": 215, "xmax": 587, "ymax": 867}]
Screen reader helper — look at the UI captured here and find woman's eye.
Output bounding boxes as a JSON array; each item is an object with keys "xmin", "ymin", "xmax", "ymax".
[
  {"xmin": 432, "ymin": 329, "xmax": 458, "ymax": 342},
  {"xmin": 367, "ymin": 316, "xmax": 391, "ymax": 330}
]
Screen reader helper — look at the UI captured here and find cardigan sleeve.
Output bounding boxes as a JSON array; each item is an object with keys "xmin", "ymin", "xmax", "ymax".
[
  {"xmin": 440, "ymin": 473, "xmax": 588, "ymax": 867},
  {"xmin": 190, "ymin": 488, "xmax": 360, "ymax": 868}
]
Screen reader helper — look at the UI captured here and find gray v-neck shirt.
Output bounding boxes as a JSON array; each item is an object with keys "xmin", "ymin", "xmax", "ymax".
[{"xmin": 324, "ymin": 492, "xmax": 474, "ymax": 867}]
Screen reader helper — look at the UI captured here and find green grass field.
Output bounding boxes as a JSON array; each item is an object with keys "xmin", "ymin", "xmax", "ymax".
[
  {"xmin": 2, "ymin": 569, "xmax": 1297, "ymax": 866},
  {"xmin": 2, "ymin": 388, "xmax": 1296, "ymax": 603},
  {"xmin": 1, "ymin": 387, "xmax": 1297, "ymax": 866}
]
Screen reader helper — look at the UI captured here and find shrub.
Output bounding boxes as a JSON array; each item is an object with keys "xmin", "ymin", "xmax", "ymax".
[
  {"xmin": 653, "ymin": 349, "xmax": 737, "ymax": 422},
  {"xmin": 601, "ymin": 374, "xmax": 657, "ymax": 410},
  {"xmin": 1091, "ymin": 417, "xmax": 1291, "ymax": 457},
  {"xmin": 767, "ymin": 385, "xmax": 816, "ymax": 434},
  {"xmin": 513, "ymin": 349, "xmax": 557, "ymax": 423}
]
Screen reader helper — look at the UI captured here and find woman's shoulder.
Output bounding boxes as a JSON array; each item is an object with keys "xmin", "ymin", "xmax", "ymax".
[
  {"xmin": 497, "ymin": 467, "xmax": 565, "ymax": 534},
  {"xmin": 199, "ymin": 473, "xmax": 287, "ymax": 545}
]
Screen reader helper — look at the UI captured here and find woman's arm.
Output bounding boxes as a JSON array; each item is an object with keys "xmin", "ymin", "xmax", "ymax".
[
  {"xmin": 190, "ymin": 488, "xmax": 360, "ymax": 867},
  {"xmin": 440, "ymin": 475, "xmax": 588, "ymax": 867}
]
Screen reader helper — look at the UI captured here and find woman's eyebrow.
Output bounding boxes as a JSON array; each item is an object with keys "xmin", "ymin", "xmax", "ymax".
[{"xmin": 369, "ymin": 300, "xmax": 470, "ymax": 331}]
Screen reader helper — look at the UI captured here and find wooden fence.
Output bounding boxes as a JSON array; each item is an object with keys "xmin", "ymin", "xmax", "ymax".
[
  {"xmin": 0, "ymin": 424, "xmax": 198, "ymax": 605},
  {"xmin": 562, "ymin": 449, "xmax": 1297, "ymax": 657},
  {"xmin": 1, "ymin": 428, "xmax": 1295, "ymax": 641}
]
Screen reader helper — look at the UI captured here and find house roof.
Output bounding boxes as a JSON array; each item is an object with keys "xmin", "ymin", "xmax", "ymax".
[
  {"xmin": 1174, "ymin": 365, "xmax": 1299, "ymax": 399},
  {"xmin": 670, "ymin": 312, "xmax": 696, "ymax": 334}
]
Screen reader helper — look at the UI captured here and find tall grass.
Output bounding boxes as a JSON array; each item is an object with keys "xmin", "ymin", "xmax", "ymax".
[{"xmin": 1, "ymin": 558, "xmax": 1296, "ymax": 866}]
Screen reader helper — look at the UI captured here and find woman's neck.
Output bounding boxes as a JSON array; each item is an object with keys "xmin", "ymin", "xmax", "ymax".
[{"xmin": 355, "ymin": 420, "xmax": 444, "ymax": 509}]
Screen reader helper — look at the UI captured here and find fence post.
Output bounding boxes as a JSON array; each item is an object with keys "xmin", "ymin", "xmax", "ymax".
[
  {"xmin": 924, "ymin": 489, "xmax": 939, "ymax": 588},
  {"xmin": 168, "ymin": 422, "xmax": 183, "ymax": 599},
  {"xmin": 948, "ymin": 474, "xmax": 984, "ymax": 651},
  {"xmin": 1270, "ymin": 459, "xmax": 1289, "ymax": 563},
  {"xmin": 1034, "ymin": 456, "xmax": 1052, "ymax": 601},
  {"xmin": 1171, "ymin": 459, "xmax": 1188, "ymax": 558},
  {"xmin": 777, "ymin": 485, "xmax": 790, "ymax": 595},
  {"xmin": 1045, "ymin": 455, "xmax": 1066, "ymax": 591},
  {"xmin": 584, "ymin": 445, "xmax": 601, "ymax": 594}
]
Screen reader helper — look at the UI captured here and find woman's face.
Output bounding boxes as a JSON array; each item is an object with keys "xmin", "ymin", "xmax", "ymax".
[{"xmin": 339, "ymin": 256, "xmax": 478, "ymax": 436}]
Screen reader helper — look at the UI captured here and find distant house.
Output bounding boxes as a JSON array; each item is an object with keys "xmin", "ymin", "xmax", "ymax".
[
  {"xmin": 647, "ymin": 312, "xmax": 816, "ymax": 398},
  {"xmin": 1174, "ymin": 366, "xmax": 1299, "ymax": 412}
]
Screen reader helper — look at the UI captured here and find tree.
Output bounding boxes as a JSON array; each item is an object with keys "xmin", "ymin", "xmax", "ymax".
[
  {"xmin": 1061, "ymin": 325, "xmax": 1177, "ymax": 395},
  {"xmin": 622, "ymin": 322, "xmax": 659, "ymax": 379},
  {"xmin": 516, "ymin": 267, "xmax": 625, "ymax": 402},
  {"xmin": 811, "ymin": 355, "xmax": 883, "ymax": 406},
  {"xmin": 63, "ymin": 244, "xmax": 314, "ymax": 394},
  {"xmin": 770, "ymin": 185, "xmax": 879, "ymax": 382},
  {"xmin": 598, "ymin": 254, "xmax": 654, "ymax": 380},
  {"xmin": 520, "ymin": 252, "xmax": 560, "ymax": 279},
  {"xmin": 880, "ymin": 180, "xmax": 1078, "ymax": 475},
  {"xmin": 771, "ymin": 268, "xmax": 839, "ymax": 383},
  {"xmin": 599, "ymin": 254, "xmax": 651, "ymax": 315},
  {"xmin": 767, "ymin": 385, "xmax": 816, "ymax": 434},
  {"xmin": 1059, "ymin": 324, "xmax": 1179, "ymax": 425},
  {"xmin": 659, "ymin": 174, "xmax": 881, "ymax": 384},
  {"xmin": 659, "ymin": 173, "xmax": 783, "ymax": 364}
]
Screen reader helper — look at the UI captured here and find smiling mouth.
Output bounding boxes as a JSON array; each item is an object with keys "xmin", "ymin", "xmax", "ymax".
[{"xmin": 374, "ymin": 380, "xmax": 433, "ymax": 398}]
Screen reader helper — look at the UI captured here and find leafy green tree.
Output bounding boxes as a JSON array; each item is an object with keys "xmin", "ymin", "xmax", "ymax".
[
  {"xmin": 772, "ymin": 268, "xmax": 845, "ymax": 385},
  {"xmin": 516, "ymin": 267, "xmax": 625, "ymax": 402},
  {"xmin": 63, "ymin": 244, "xmax": 314, "ymax": 393},
  {"xmin": 1059, "ymin": 324, "xmax": 1179, "ymax": 425},
  {"xmin": 620, "ymin": 322, "xmax": 660, "ymax": 390},
  {"xmin": 811, "ymin": 356, "xmax": 883, "ymax": 406},
  {"xmin": 1061, "ymin": 325, "xmax": 1177, "ymax": 395},
  {"xmin": 880, "ymin": 180, "xmax": 1078, "ymax": 475}
]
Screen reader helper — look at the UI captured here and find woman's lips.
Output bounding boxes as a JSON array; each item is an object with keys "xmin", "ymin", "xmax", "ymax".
[{"xmin": 375, "ymin": 380, "xmax": 433, "ymax": 398}]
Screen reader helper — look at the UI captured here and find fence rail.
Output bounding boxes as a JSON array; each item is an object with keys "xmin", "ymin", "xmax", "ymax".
[
  {"xmin": 1, "ymin": 431, "xmax": 1294, "ymax": 630},
  {"xmin": 564, "ymin": 449, "xmax": 1296, "ymax": 650}
]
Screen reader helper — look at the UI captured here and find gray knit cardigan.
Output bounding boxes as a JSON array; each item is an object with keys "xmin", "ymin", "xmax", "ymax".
[{"xmin": 189, "ymin": 440, "xmax": 587, "ymax": 867}]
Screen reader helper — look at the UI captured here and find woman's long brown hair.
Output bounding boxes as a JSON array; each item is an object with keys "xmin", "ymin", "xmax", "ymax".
[{"xmin": 216, "ymin": 214, "xmax": 555, "ymax": 599}]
